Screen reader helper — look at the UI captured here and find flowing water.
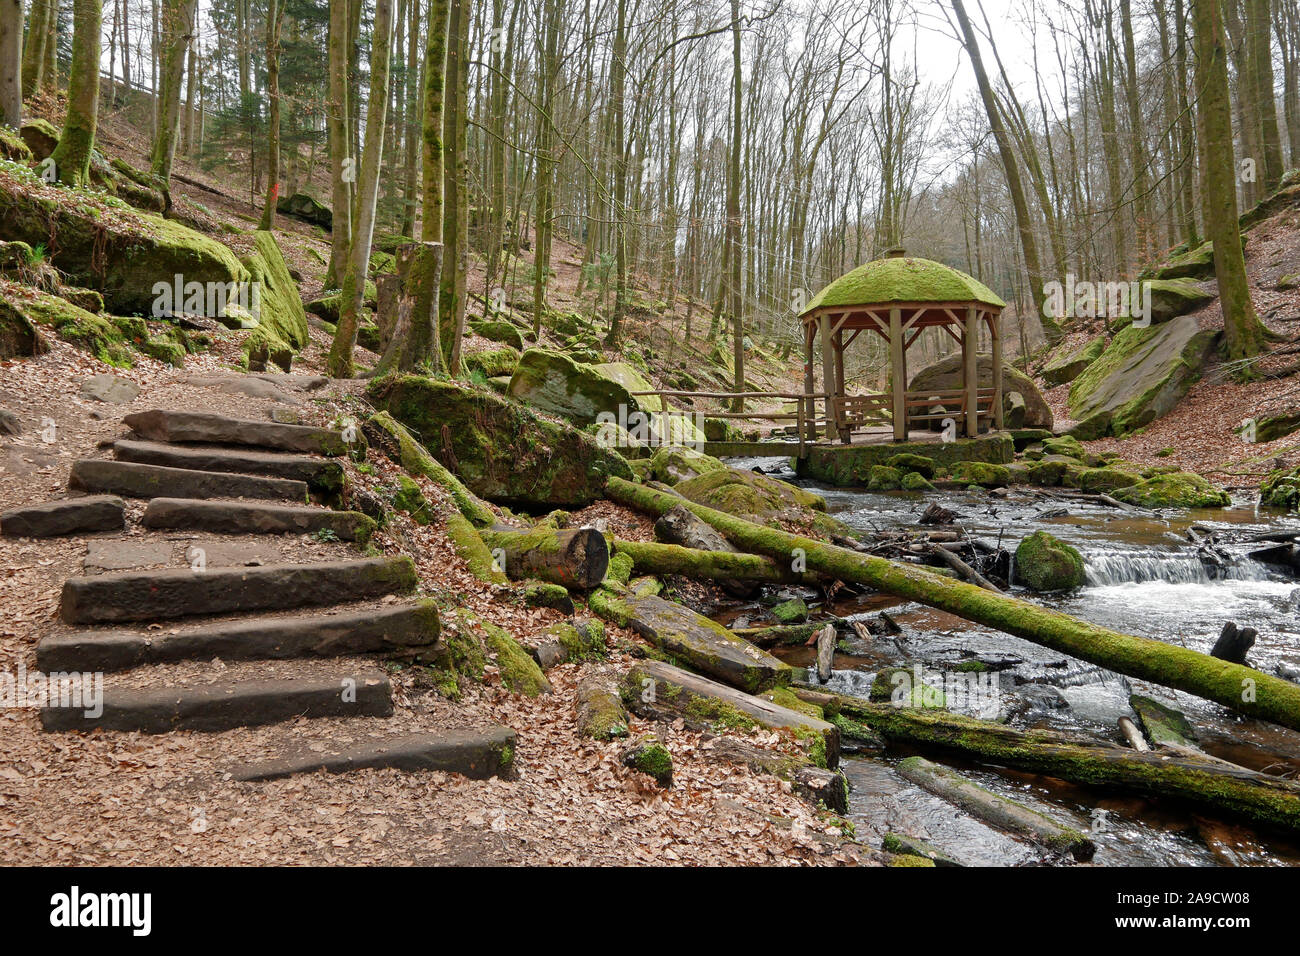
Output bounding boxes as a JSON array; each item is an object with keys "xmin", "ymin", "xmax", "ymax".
[{"xmin": 719, "ymin": 457, "xmax": 1300, "ymax": 866}]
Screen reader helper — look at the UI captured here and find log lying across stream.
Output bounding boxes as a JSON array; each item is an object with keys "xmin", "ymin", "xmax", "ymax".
[
  {"xmin": 612, "ymin": 538, "xmax": 820, "ymax": 586},
  {"xmin": 606, "ymin": 477, "xmax": 1300, "ymax": 733},
  {"xmin": 793, "ymin": 687, "xmax": 1300, "ymax": 835}
]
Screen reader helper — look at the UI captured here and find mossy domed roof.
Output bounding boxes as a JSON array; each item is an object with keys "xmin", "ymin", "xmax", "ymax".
[{"xmin": 801, "ymin": 256, "xmax": 1006, "ymax": 315}]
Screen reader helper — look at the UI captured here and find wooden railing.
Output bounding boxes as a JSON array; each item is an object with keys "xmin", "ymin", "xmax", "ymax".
[{"xmin": 630, "ymin": 390, "xmax": 833, "ymax": 457}]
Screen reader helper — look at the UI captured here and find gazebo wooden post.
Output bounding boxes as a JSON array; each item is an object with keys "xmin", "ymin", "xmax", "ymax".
[
  {"xmin": 991, "ymin": 309, "xmax": 1004, "ymax": 430},
  {"xmin": 802, "ymin": 322, "xmax": 816, "ymax": 442},
  {"xmin": 818, "ymin": 313, "xmax": 838, "ymax": 439},
  {"xmin": 833, "ymin": 327, "xmax": 849, "ymax": 443},
  {"xmin": 889, "ymin": 307, "xmax": 906, "ymax": 441},
  {"xmin": 963, "ymin": 305, "xmax": 979, "ymax": 437}
]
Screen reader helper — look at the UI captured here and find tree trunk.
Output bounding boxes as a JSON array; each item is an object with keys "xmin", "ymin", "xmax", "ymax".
[
  {"xmin": 50, "ymin": 0, "xmax": 102, "ymax": 187},
  {"xmin": 436, "ymin": 0, "xmax": 467, "ymax": 374},
  {"xmin": 1248, "ymin": 0, "xmax": 1285, "ymax": 191},
  {"xmin": 328, "ymin": 0, "xmax": 394, "ymax": 378},
  {"xmin": 20, "ymin": 0, "xmax": 52, "ymax": 102},
  {"xmin": 0, "ymin": 0, "xmax": 21, "ymax": 127},
  {"xmin": 607, "ymin": 477, "xmax": 1300, "ymax": 732},
  {"xmin": 257, "ymin": 0, "xmax": 284, "ymax": 231},
  {"xmin": 1195, "ymin": 0, "xmax": 1270, "ymax": 368},
  {"xmin": 479, "ymin": 526, "xmax": 610, "ymax": 590},
  {"xmin": 149, "ymin": 0, "xmax": 198, "ymax": 212},
  {"xmin": 326, "ymin": 0, "xmax": 353, "ymax": 288}
]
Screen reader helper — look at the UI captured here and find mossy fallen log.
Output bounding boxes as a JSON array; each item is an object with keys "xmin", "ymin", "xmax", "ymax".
[
  {"xmin": 612, "ymin": 537, "xmax": 820, "ymax": 587},
  {"xmin": 625, "ymin": 660, "xmax": 838, "ymax": 769},
  {"xmin": 793, "ymin": 687, "xmax": 1300, "ymax": 835},
  {"xmin": 897, "ymin": 756, "xmax": 1095, "ymax": 861},
  {"xmin": 606, "ymin": 476, "xmax": 1300, "ymax": 732},
  {"xmin": 576, "ymin": 677, "xmax": 629, "ymax": 740},
  {"xmin": 479, "ymin": 526, "xmax": 609, "ymax": 590},
  {"xmin": 365, "ymin": 412, "xmax": 494, "ymax": 526},
  {"xmin": 445, "ymin": 514, "xmax": 508, "ymax": 585}
]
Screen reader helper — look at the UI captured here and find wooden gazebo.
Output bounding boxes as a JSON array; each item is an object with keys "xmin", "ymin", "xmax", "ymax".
[{"xmin": 798, "ymin": 251, "xmax": 1007, "ymax": 444}]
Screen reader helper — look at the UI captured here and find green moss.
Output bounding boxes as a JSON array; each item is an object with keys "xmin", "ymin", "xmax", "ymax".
[
  {"xmin": 587, "ymin": 587, "xmax": 633, "ymax": 627},
  {"xmin": 1261, "ymin": 466, "xmax": 1300, "ymax": 511},
  {"xmin": 447, "ymin": 512, "xmax": 509, "ymax": 585},
  {"xmin": 771, "ymin": 597, "xmax": 809, "ymax": 624},
  {"xmin": 1014, "ymin": 531, "xmax": 1085, "ymax": 591},
  {"xmin": 523, "ymin": 580, "xmax": 573, "ymax": 612},
  {"xmin": 683, "ymin": 696, "xmax": 760, "ymax": 732},
  {"xmin": 1079, "ymin": 466, "xmax": 1142, "ymax": 494},
  {"xmin": 802, "ymin": 256, "xmax": 1005, "ymax": 315},
  {"xmin": 868, "ymin": 464, "xmax": 904, "ymax": 490},
  {"xmin": 763, "ymin": 686, "xmax": 824, "ymax": 719},
  {"xmin": 950, "ymin": 461, "xmax": 1011, "ymax": 487},
  {"xmin": 885, "ymin": 453, "xmax": 935, "ymax": 477},
  {"xmin": 391, "ymin": 475, "xmax": 433, "ymax": 524},
  {"xmin": 366, "ymin": 410, "xmax": 494, "ymax": 526},
  {"xmin": 481, "ymin": 619, "xmax": 551, "ymax": 696},
  {"xmin": 900, "ymin": 471, "xmax": 935, "ymax": 491},
  {"xmin": 604, "ymin": 550, "xmax": 635, "ymax": 587},
  {"xmin": 1113, "ymin": 471, "xmax": 1230, "ymax": 509},
  {"xmin": 464, "ymin": 345, "xmax": 521, "ymax": 378},
  {"xmin": 1041, "ymin": 435, "xmax": 1086, "ymax": 460},
  {"xmin": 649, "ymin": 445, "xmax": 727, "ymax": 485},
  {"xmin": 624, "ymin": 741, "xmax": 673, "ymax": 786}
]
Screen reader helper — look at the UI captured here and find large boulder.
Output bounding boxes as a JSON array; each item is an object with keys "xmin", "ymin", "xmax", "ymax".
[
  {"xmin": 0, "ymin": 165, "xmax": 249, "ymax": 317},
  {"xmin": 908, "ymin": 353, "xmax": 1052, "ymax": 430},
  {"xmin": 508, "ymin": 349, "xmax": 639, "ymax": 426},
  {"xmin": 1113, "ymin": 472, "xmax": 1230, "ymax": 509},
  {"xmin": 672, "ymin": 466, "xmax": 847, "ymax": 539},
  {"xmin": 276, "ymin": 193, "xmax": 333, "ymax": 230},
  {"xmin": 367, "ymin": 374, "xmax": 633, "ymax": 508},
  {"xmin": 1041, "ymin": 336, "xmax": 1104, "ymax": 387},
  {"xmin": 238, "ymin": 231, "xmax": 310, "ymax": 371},
  {"xmin": 1142, "ymin": 278, "xmax": 1216, "ymax": 325},
  {"xmin": 1068, "ymin": 315, "xmax": 1217, "ymax": 439},
  {"xmin": 0, "ymin": 285, "xmax": 132, "ymax": 365}
]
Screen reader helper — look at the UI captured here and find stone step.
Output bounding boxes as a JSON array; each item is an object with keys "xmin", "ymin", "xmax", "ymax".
[
  {"xmin": 38, "ymin": 601, "xmax": 440, "ymax": 671},
  {"xmin": 113, "ymin": 439, "xmax": 344, "ymax": 493},
  {"xmin": 0, "ymin": 495, "xmax": 125, "ymax": 538},
  {"xmin": 234, "ymin": 727, "xmax": 517, "ymax": 781},
  {"xmin": 142, "ymin": 498, "xmax": 375, "ymax": 541},
  {"xmin": 40, "ymin": 673, "xmax": 393, "ymax": 734},
  {"xmin": 123, "ymin": 409, "xmax": 351, "ymax": 456},
  {"xmin": 70, "ymin": 459, "xmax": 308, "ymax": 502},
  {"xmin": 60, "ymin": 556, "xmax": 418, "ymax": 624}
]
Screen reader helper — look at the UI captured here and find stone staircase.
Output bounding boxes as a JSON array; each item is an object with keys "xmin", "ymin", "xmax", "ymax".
[{"xmin": 1, "ymin": 408, "xmax": 516, "ymax": 782}]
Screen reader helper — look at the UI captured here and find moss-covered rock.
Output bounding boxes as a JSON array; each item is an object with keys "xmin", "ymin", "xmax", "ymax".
[
  {"xmin": 1041, "ymin": 336, "xmax": 1105, "ymax": 386},
  {"xmin": 507, "ymin": 348, "xmax": 641, "ymax": 426},
  {"xmin": 1041, "ymin": 435, "xmax": 1085, "ymax": 460},
  {"xmin": 463, "ymin": 345, "xmax": 521, "ymax": 378},
  {"xmin": 649, "ymin": 444, "xmax": 726, "ymax": 485},
  {"xmin": 1142, "ymin": 277, "xmax": 1217, "ymax": 324},
  {"xmin": 1261, "ymin": 466, "xmax": 1300, "ymax": 511},
  {"xmin": 369, "ymin": 374, "xmax": 633, "ymax": 508},
  {"xmin": 0, "ymin": 283, "xmax": 50, "ymax": 359},
  {"xmin": 950, "ymin": 461, "xmax": 1011, "ymax": 487},
  {"xmin": 0, "ymin": 124, "xmax": 33, "ymax": 161},
  {"xmin": 0, "ymin": 165, "xmax": 251, "ymax": 318},
  {"xmin": 900, "ymin": 471, "xmax": 935, "ymax": 491},
  {"xmin": 867, "ymin": 464, "xmax": 903, "ymax": 490},
  {"xmin": 771, "ymin": 597, "xmax": 809, "ymax": 624},
  {"xmin": 1079, "ymin": 466, "xmax": 1142, "ymax": 494},
  {"xmin": 885, "ymin": 453, "xmax": 935, "ymax": 478},
  {"xmin": 702, "ymin": 416, "xmax": 745, "ymax": 442},
  {"xmin": 304, "ymin": 281, "xmax": 378, "ymax": 322},
  {"xmin": 1068, "ymin": 315, "xmax": 1218, "ymax": 438},
  {"xmin": 391, "ymin": 475, "xmax": 434, "ymax": 524},
  {"xmin": 364, "ymin": 410, "xmax": 494, "ymax": 525},
  {"xmin": 1113, "ymin": 471, "xmax": 1230, "ymax": 509},
  {"xmin": 1014, "ymin": 531, "xmax": 1085, "ymax": 591},
  {"xmin": 622, "ymin": 737, "xmax": 673, "ymax": 787},
  {"xmin": 672, "ymin": 466, "xmax": 843, "ymax": 539},
  {"xmin": 0, "ymin": 283, "xmax": 129, "ymax": 364},
  {"xmin": 469, "ymin": 317, "xmax": 524, "ymax": 350}
]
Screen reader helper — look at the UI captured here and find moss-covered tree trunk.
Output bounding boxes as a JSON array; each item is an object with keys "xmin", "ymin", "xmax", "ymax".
[
  {"xmin": 149, "ymin": 0, "xmax": 199, "ymax": 213},
  {"xmin": 20, "ymin": 0, "xmax": 51, "ymax": 100},
  {"xmin": 326, "ymin": 0, "xmax": 353, "ymax": 289},
  {"xmin": 797, "ymin": 687, "xmax": 1300, "ymax": 836},
  {"xmin": 951, "ymin": 0, "xmax": 1056, "ymax": 343},
  {"xmin": 1194, "ymin": 0, "xmax": 1271, "ymax": 370},
  {"xmin": 0, "ymin": 0, "xmax": 21, "ymax": 127},
  {"xmin": 50, "ymin": 0, "xmax": 101, "ymax": 187},
  {"xmin": 328, "ymin": 0, "xmax": 393, "ymax": 379},
  {"xmin": 257, "ymin": 0, "xmax": 284, "ymax": 231},
  {"xmin": 1248, "ymin": 0, "xmax": 1285, "ymax": 192},
  {"xmin": 395, "ymin": 0, "xmax": 448, "ymax": 373},
  {"xmin": 607, "ymin": 476, "xmax": 1300, "ymax": 732},
  {"xmin": 436, "ymin": 0, "xmax": 467, "ymax": 374}
]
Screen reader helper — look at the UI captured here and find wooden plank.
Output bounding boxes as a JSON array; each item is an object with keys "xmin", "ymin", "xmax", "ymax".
[{"xmin": 890, "ymin": 307, "xmax": 906, "ymax": 441}]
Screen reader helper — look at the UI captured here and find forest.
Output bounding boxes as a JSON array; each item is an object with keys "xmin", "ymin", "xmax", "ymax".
[{"xmin": 2, "ymin": 0, "xmax": 1300, "ymax": 876}]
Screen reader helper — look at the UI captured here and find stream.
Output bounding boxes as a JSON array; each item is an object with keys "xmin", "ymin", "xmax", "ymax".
[{"xmin": 717, "ymin": 457, "xmax": 1300, "ymax": 866}]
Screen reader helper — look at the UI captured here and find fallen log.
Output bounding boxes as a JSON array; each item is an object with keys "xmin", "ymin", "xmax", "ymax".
[
  {"xmin": 898, "ymin": 756, "xmax": 1095, "ymax": 861},
  {"xmin": 625, "ymin": 660, "xmax": 838, "ymax": 768},
  {"xmin": 791, "ymin": 687, "xmax": 1300, "ymax": 835},
  {"xmin": 655, "ymin": 504, "xmax": 759, "ymax": 597},
  {"xmin": 479, "ymin": 526, "xmax": 609, "ymax": 590},
  {"xmin": 816, "ymin": 623, "xmax": 835, "ymax": 682},
  {"xmin": 1118, "ymin": 716, "xmax": 1150, "ymax": 752},
  {"xmin": 606, "ymin": 476, "xmax": 1300, "ymax": 732},
  {"xmin": 732, "ymin": 619, "xmax": 843, "ymax": 648},
  {"xmin": 612, "ymin": 538, "xmax": 819, "ymax": 587},
  {"xmin": 931, "ymin": 543, "xmax": 1003, "ymax": 592}
]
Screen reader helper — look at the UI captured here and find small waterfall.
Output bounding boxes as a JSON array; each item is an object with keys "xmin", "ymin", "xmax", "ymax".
[{"xmin": 1083, "ymin": 551, "xmax": 1270, "ymax": 587}]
